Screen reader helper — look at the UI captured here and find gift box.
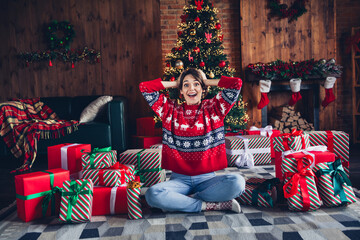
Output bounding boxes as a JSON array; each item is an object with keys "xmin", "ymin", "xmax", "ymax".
[
  {"xmin": 225, "ymin": 130, "xmax": 245, "ymax": 137},
  {"xmin": 275, "ymin": 146, "xmax": 336, "ymax": 181},
  {"xmin": 313, "ymin": 159, "xmax": 356, "ymax": 207},
  {"xmin": 150, "ymin": 143, "xmax": 162, "ymax": 149},
  {"xmin": 136, "ymin": 117, "xmax": 162, "ymax": 136},
  {"xmin": 59, "ymin": 179, "xmax": 93, "ymax": 223},
  {"xmin": 81, "ymin": 147, "xmax": 117, "ymax": 170},
  {"xmin": 132, "ymin": 136, "xmax": 162, "ymax": 149},
  {"xmin": 273, "ymin": 129, "xmax": 310, "ymax": 153},
  {"xmin": 91, "ymin": 176, "xmax": 140, "ymax": 216},
  {"xmin": 306, "ymin": 130, "xmax": 350, "ymax": 176},
  {"xmin": 127, "ymin": 180, "xmax": 143, "ymax": 219},
  {"xmin": 225, "ymin": 135, "xmax": 271, "ymax": 167},
  {"xmin": 236, "ymin": 178, "xmax": 280, "ymax": 207},
  {"xmin": 48, "ymin": 143, "xmax": 91, "ymax": 174},
  {"xmin": 15, "ymin": 168, "xmax": 70, "ymax": 222},
  {"xmin": 282, "ymin": 153, "xmax": 322, "ymax": 211},
  {"xmin": 118, "ymin": 149, "xmax": 165, "ymax": 187},
  {"xmin": 81, "ymin": 163, "xmax": 136, "ymax": 187},
  {"xmin": 246, "ymin": 126, "xmax": 281, "ymax": 158}
]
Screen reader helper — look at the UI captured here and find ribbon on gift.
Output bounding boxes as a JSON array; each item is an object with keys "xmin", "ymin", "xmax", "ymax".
[
  {"xmin": 283, "ymin": 154, "xmax": 315, "ymax": 211},
  {"xmin": 98, "ymin": 162, "xmax": 133, "ymax": 186},
  {"xmin": 249, "ymin": 125, "xmax": 273, "ymax": 137},
  {"xmin": 110, "ymin": 187, "xmax": 118, "ymax": 215},
  {"xmin": 16, "ymin": 170, "xmax": 62, "ymax": 217},
  {"xmin": 231, "ymin": 136, "xmax": 255, "ymax": 168},
  {"xmin": 81, "ymin": 147, "xmax": 112, "ymax": 169},
  {"xmin": 282, "ymin": 145, "xmax": 328, "ymax": 168},
  {"xmin": 61, "ymin": 144, "xmax": 81, "ymax": 170},
  {"xmin": 62, "ymin": 180, "xmax": 93, "ymax": 223},
  {"xmin": 134, "ymin": 149, "xmax": 162, "ymax": 183},
  {"xmin": 278, "ymin": 129, "xmax": 306, "ymax": 151},
  {"xmin": 325, "ymin": 131, "xmax": 335, "ymax": 153},
  {"xmin": 247, "ymin": 178, "xmax": 280, "ymax": 207},
  {"xmin": 315, "ymin": 159, "xmax": 352, "ymax": 203}
]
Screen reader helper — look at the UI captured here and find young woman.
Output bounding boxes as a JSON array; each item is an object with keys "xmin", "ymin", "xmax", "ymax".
[{"xmin": 139, "ymin": 68, "xmax": 245, "ymax": 213}]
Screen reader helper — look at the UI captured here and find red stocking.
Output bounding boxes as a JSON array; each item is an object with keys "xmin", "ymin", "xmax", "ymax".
[
  {"xmin": 288, "ymin": 78, "xmax": 302, "ymax": 106},
  {"xmin": 257, "ymin": 80, "xmax": 271, "ymax": 109},
  {"xmin": 321, "ymin": 77, "xmax": 336, "ymax": 108}
]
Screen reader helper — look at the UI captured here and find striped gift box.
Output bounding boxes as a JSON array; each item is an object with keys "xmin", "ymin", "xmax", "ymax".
[
  {"xmin": 313, "ymin": 159, "xmax": 356, "ymax": 207},
  {"xmin": 81, "ymin": 150, "xmax": 117, "ymax": 170},
  {"xmin": 282, "ymin": 154, "xmax": 322, "ymax": 211},
  {"xmin": 82, "ymin": 164, "xmax": 135, "ymax": 187},
  {"xmin": 236, "ymin": 178, "xmax": 279, "ymax": 207},
  {"xmin": 150, "ymin": 143, "xmax": 162, "ymax": 149},
  {"xmin": 225, "ymin": 135, "xmax": 271, "ymax": 166},
  {"xmin": 118, "ymin": 149, "xmax": 165, "ymax": 187},
  {"xmin": 273, "ymin": 132, "xmax": 310, "ymax": 152},
  {"xmin": 59, "ymin": 179, "xmax": 93, "ymax": 223},
  {"xmin": 305, "ymin": 131, "xmax": 349, "ymax": 176}
]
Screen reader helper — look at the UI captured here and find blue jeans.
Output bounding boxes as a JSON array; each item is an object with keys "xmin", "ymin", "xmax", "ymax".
[{"xmin": 145, "ymin": 172, "xmax": 246, "ymax": 213}]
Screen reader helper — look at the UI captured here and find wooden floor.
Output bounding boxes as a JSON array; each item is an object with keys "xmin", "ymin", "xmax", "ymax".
[{"xmin": 1, "ymin": 144, "xmax": 360, "ymax": 218}]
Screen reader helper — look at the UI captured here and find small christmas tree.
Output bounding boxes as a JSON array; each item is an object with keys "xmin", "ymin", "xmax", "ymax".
[{"xmin": 158, "ymin": 0, "xmax": 249, "ymax": 132}]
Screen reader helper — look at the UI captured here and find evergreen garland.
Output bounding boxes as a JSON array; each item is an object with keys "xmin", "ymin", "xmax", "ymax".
[{"xmin": 268, "ymin": 0, "xmax": 308, "ymax": 23}]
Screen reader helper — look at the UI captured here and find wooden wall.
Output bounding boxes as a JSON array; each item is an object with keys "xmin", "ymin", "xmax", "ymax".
[
  {"xmin": 0, "ymin": 0, "xmax": 163, "ymax": 135},
  {"xmin": 240, "ymin": 0, "xmax": 336, "ymax": 130}
]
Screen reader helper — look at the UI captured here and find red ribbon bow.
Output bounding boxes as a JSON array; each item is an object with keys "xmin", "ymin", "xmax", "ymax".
[
  {"xmin": 98, "ymin": 162, "xmax": 132, "ymax": 186},
  {"xmin": 283, "ymin": 154, "xmax": 315, "ymax": 211},
  {"xmin": 279, "ymin": 129, "xmax": 305, "ymax": 150}
]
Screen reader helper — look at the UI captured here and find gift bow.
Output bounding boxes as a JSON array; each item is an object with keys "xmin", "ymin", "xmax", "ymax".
[
  {"xmin": 279, "ymin": 129, "xmax": 306, "ymax": 150},
  {"xmin": 282, "ymin": 145, "xmax": 328, "ymax": 168},
  {"xmin": 249, "ymin": 125, "xmax": 273, "ymax": 137},
  {"xmin": 234, "ymin": 136, "xmax": 254, "ymax": 169},
  {"xmin": 82, "ymin": 147, "xmax": 112, "ymax": 169},
  {"xmin": 62, "ymin": 180, "xmax": 92, "ymax": 222},
  {"xmin": 247, "ymin": 178, "xmax": 280, "ymax": 207},
  {"xmin": 283, "ymin": 154, "xmax": 315, "ymax": 211},
  {"xmin": 316, "ymin": 159, "xmax": 352, "ymax": 203},
  {"xmin": 98, "ymin": 162, "xmax": 133, "ymax": 186}
]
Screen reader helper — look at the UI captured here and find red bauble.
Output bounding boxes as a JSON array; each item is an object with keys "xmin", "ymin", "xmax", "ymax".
[
  {"xmin": 219, "ymin": 61, "xmax": 226, "ymax": 68},
  {"xmin": 166, "ymin": 62, "xmax": 170, "ymax": 67},
  {"xmin": 178, "ymin": 46, "xmax": 183, "ymax": 51},
  {"xmin": 195, "ymin": 17, "xmax": 200, "ymax": 22},
  {"xmin": 193, "ymin": 47, "xmax": 200, "ymax": 53},
  {"xmin": 177, "ymin": 31, "xmax": 183, "ymax": 37},
  {"xmin": 215, "ymin": 23, "xmax": 221, "ymax": 30},
  {"xmin": 170, "ymin": 76, "xmax": 175, "ymax": 81},
  {"xmin": 199, "ymin": 61, "xmax": 205, "ymax": 67}
]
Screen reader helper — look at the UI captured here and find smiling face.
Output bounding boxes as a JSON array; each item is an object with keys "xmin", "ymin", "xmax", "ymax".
[{"xmin": 180, "ymin": 74, "xmax": 204, "ymax": 105}]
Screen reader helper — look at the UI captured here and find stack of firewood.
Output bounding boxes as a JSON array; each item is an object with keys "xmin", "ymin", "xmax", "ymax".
[{"xmin": 269, "ymin": 106, "xmax": 315, "ymax": 133}]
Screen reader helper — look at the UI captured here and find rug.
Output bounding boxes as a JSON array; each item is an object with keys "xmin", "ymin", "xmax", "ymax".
[{"xmin": 1, "ymin": 166, "xmax": 360, "ymax": 240}]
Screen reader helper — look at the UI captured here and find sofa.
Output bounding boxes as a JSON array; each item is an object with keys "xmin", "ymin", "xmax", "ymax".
[{"xmin": 0, "ymin": 95, "xmax": 128, "ymax": 166}]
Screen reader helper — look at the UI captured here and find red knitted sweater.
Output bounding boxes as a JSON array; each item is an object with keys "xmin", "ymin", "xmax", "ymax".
[{"xmin": 139, "ymin": 76, "xmax": 242, "ymax": 176}]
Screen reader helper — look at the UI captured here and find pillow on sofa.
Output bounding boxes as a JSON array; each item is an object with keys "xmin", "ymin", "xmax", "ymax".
[{"xmin": 79, "ymin": 96, "xmax": 113, "ymax": 123}]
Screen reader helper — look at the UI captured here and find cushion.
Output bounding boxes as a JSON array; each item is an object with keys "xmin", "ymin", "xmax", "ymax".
[{"xmin": 79, "ymin": 96, "xmax": 113, "ymax": 123}]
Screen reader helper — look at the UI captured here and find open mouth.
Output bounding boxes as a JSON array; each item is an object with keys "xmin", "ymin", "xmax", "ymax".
[{"xmin": 187, "ymin": 93, "xmax": 198, "ymax": 98}]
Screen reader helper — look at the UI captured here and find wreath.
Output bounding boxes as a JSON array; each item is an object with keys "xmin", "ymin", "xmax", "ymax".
[
  {"xmin": 45, "ymin": 20, "xmax": 75, "ymax": 50},
  {"xmin": 268, "ymin": 0, "xmax": 308, "ymax": 23}
]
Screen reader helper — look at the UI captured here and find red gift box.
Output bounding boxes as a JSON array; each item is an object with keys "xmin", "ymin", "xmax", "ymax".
[
  {"xmin": 136, "ymin": 117, "xmax": 162, "ymax": 136},
  {"xmin": 132, "ymin": 136, "xmax": 162, "ymax": 149},
  {"xmin": 246, "ymin": 126, "xmax": 281, "ymax": 158},
  {"xmin": 275, "ymin": 147, "xmax": 336, "ymax": 181},
  {"xmin": 92, "ymin": 176, "xmax": 140, "ymax": 216},
  {"xmin": 15, "ymin": 168, "xmax": 70, "ymax": 222},
  {"xmin": 48, "ymin": 143, "xmax": 91, "ymax": 174}
]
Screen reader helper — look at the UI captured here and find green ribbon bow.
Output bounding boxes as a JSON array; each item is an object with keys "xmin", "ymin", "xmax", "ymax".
[
  {"xmin": 16, "ymin": 170, "xmax": 62, "ymax": 217},
  {"xmin": 134, "ymin": 149, "xmax": 162, "ymax": 183},
  {"xmin": 247, "ymin": 178, "xmax": 280, "ymax": 207},
  {"xmin": 82, "ymin": 146, "xmax": 112, "ymax": 169},
  {"xmin": 62, "ymin": 180, "xmax": 93, "ymax": 222},
  {"xmin": 316, "ymin": 159, "xmax": 352, "ymax": 204}
]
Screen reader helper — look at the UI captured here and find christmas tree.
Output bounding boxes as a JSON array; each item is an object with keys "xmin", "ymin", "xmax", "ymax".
[{"xmin": 158, "ymin": 0, "xmax": 249, "ymax": 132}]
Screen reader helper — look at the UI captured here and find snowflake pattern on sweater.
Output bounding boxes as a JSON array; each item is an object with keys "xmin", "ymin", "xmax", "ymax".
[{"xmin": 139, "ymin": 76, "xmax": 242, "ymax": 176}]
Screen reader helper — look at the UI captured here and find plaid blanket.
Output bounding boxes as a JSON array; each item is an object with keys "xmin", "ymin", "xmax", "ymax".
[{"xmin": 0, "ymin": 98, "xmax": 79, "ymax": 171}]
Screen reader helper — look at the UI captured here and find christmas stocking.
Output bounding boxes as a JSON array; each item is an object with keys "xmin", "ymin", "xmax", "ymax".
[
  {"xmin": 257, "ymin": 80, "xmax": 272, "ymax": 109},
  {"xmin": 288, "ymin": 78, "xmax": 302, "ymax": 106},
  {"xmin": 321, "ymin": 77, "xmax": 336, "ymax": 108}
]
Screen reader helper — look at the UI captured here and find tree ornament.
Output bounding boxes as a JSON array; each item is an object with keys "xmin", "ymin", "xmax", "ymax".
[
  {"xmin": 170, "ymin": 76, "xmax": 176, "ymax": 81},
  {"xmin": 209, "ymin": 71, "xmax": 215, "ymax": 78},
  {"xmin": 188, "ymin": 52, "xmax": 194, "ymax": 62},
  {"xmin": 195, "ymin": 0, "xmax": 204, "ymax": 10},
  {"xmin": 210, "ymin": 16, "xmax": 214, "ymax": 20},
  {"xmin": 45, "ymin": 20, "xmax": 75, "ymax": 50},
  {"xmin": 268, "ymin": 0, "xmax": 308, "ymax": 23},
  {"xmin": 178, "ymin": 46, "xmax": 183, "ymax": 51},
  {"xmin": 166, "ymin": 62, "xmax": 171, "ymax": 68},
  {"xmin": 206, "ymin": 6, "xmax": 210, "ymax": 10},
  {"xmin": 190, "ymin": 29, "xmax": 196, "ymax": 36},
  {"xmin": 177, "ymin": 31, "xmax": 183, "ymax": 37},
  {"xmin": 193, "ymin": 47, "xmax": 200, "ymax": 53},
  {"xmin": 195, "ymin": 17, "xmax": 200, "ymax": 22},
  {"xmin": 205, "ymin": 32, "xmax": 212, "ymax": 43},
  {"xmin": 219, "ymin": 60, "xmax": 226, "ymax": 68},
  {"xmin": 175, "ymin": 60, "xmax": 184, "ymax": 69},
  {"xmin": 199, "ymin": 61, "xmax": 205, "ymax": 67},
  {"xmin": 215, "ymin": 23, "xmax": 221, "ymax": 30},
  {"xmin": 218, "ymin": 34, "xmax": 224, "ymax": 41}
]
